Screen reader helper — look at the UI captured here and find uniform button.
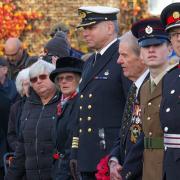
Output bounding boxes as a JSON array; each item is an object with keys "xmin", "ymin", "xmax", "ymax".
[
  {"xmin": 79, "ymin": 129, "xmax": 82, "ymax": 133},
  {"xmin": 149, "ymin": 132, "xmax": 152, "ymax": 136},
  {"xmin": 88, "ymin": 105, "xmax": 92, "ymax": 109},
  {"xmin": 89, "ymin": 94, "xmax": 92, "ymax": 98},
  {"xmin": 88, "ymin": 128, "xmax": 92, "ymax": 133},
  {"xmin": 170, "ymin": 90, "xmax": 175, "ymax": 94},
  {"xmin": 80, "ymin": 94, "xmax": 84, "ymax": 98},
  {"xmin": 80, "ymin": 106, "xmax": 82, "ymax": 110},
  {"xmin": 87, "ymin": 116, "xmax": 92, "ymax": 121},
  {"xmin": 179, "ymin": 74, "xmax": 180, "ymax": 78},
  {"xmin": 79, "ymin": 117, "xmax": 82, "ymax": 122},
  {"xmin": 147, "ymin": 117, "xmax": 151, "ymax": 120},
  {"xmin": 165, "ymin": 146, "xmax": 167, "ymax": 151},
  {"xmin": 164, "ymin": 127, "xmax": 168, "ymax": 132},
  {"xmin": 166, "ymin": 108, "xmax": 170, "ymax": 112},
  {"xmin": 148, "ymin": 102, "xmax": 152, "ymax": 106}
]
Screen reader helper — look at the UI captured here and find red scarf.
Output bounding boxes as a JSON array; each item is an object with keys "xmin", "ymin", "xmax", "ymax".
[{"xmin": 57, "ymin": 91, "xmax": 77, "ymax": 116}]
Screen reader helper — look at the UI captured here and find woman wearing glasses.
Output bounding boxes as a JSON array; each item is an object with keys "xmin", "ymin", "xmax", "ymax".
[
  {"xmin": 49, "ymin": 56, "xmax": 84, "ymax": 180},
  {"xmin": 6, "ymin": 59, "xmax": 60, "ymax": 180}
]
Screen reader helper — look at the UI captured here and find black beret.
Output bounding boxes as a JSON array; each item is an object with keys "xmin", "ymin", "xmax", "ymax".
[{"xmin": 44, "ymin": 31, "xmax": 70, "ymax": 58}]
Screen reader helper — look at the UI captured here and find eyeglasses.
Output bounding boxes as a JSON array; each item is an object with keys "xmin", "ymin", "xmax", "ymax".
[
  {"xmin": 56, "ymin": 75, "xmax": 75, "ymax": 83},
  {"xmin": 169, "ymin": 32, "xmax": 180, "ymax": 39},
  {"xmin": 30, "ymin": 74, "xmax": 48, "ymax": 83}
]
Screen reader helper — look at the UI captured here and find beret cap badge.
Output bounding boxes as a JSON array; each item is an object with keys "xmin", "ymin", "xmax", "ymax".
[
  {"xmin": 173, "ymin": 11, "xmax": 180, "ymax": 19},
  {"xmin": 145, "ymin": 25, "xmax": 153, "ymax": 34}
]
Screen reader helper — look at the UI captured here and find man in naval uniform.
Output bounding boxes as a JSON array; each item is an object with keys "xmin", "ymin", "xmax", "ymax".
[
  {"xmin": 70, "ymin": 6, "xmax": 131, "ymax": 180},
  {"xmin": 131, "ymin": 18, "xmax": 172, "ymax": 180},
  {"xmin": 160, "ymin": 2, "xmax": 180, "ymax": 180}
]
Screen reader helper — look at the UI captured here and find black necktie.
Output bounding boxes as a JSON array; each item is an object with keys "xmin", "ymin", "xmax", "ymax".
[
  {"xmin": 82, "ymin": 53, "xmax": 101, "ymax": 80},
  {"xmin": 119, "ymin": 83, "xmax": 137, "ymax": 144}
]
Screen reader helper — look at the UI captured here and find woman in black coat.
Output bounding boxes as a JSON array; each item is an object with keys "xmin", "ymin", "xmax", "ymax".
[
  {"xmin": 49, "ymin": 57, "xmax": 84, "ymax": 180},
  {"xmin": 5, "ymin": 59, "xmax": 60, "ymax": 180}
]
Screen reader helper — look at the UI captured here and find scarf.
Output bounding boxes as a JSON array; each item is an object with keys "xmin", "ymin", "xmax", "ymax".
[{"xmin": 57, "ymin": 91, "xmax": 77, "ymax": 116}]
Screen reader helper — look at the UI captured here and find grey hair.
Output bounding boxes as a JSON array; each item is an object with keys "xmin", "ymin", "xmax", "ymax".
[
  {"xmin": 15, "ymin": 67, "xmax": 30, "ymax": 96},
  {"xmin": 120, "ymin": 31, "xmax": 140, "ymax": 56},
  {"xmin": 29, "ymin": 59, "xmax": 55, "ymax": 78}
]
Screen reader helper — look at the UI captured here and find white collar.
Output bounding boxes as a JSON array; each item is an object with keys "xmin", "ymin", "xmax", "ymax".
[
  {"xmin": 96, "ymin": 38, "xmax": 118, "ymax": 55},
  {"xmin": 135, "ymin": 69, "xmax": 149, "ymax": 95}
]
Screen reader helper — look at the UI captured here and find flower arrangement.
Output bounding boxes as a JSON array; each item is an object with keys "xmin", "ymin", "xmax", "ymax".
[{"xmin": 96, "ymin": 155, "xmax": 110, "ymax": 180}]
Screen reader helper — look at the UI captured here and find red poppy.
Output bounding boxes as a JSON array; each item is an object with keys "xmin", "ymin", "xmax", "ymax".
[{"xmin": 95, "ymin": 155, "xmax": 110, "ymax": 180}]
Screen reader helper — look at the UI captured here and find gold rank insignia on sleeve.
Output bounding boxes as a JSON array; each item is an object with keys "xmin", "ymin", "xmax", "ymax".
[{"xmin": 72, "ymin": 137, "xmax": 79, "ymax": 148}]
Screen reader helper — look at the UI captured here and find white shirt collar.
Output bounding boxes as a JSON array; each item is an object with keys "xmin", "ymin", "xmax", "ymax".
[
  {"xmin": 97, "ymin": 38, "xmax": 118, "ymax": 55},
  {"xmin": 134, "ymin": 69, "xmax": 149, "ymax": 96}
]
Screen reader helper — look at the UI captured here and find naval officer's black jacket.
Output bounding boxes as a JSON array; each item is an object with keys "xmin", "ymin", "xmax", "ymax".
[{"xmin": 71, "ymin": 39, "xmax": 132, "ymax": 172}]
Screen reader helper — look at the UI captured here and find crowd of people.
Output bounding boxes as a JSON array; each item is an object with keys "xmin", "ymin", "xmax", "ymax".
[{"xmin": 0, "ymin": 2, "xmax": 180, "ymax": 180}]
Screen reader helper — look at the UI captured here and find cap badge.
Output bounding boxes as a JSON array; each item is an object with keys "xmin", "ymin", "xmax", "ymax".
[
  {"xmin": 145, "ymin": 25, "xmax": 153, "ymax": 34},
  {"xmin": 79, "ymin": 11, "xmax": 86, "ymax": 19},
  {"xmin": 173, "ymin": 11, "xmax": 180, "ymax": 19}
]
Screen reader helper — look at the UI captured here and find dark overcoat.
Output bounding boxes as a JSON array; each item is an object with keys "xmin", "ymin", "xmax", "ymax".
[
  {"xmin": 5, "ymin": 89, "xmax": 60, "ymax": 180},
  {"xmin": 0, "ymin": 89, "xmax": 11, "ymax": 168},
  {"xmin": 52, "ymin": 95, "xmax": 78, "ymax": 180},
  {"xmin": 110, "ymin": 74, "xmax": 149, "ymax": 180}
]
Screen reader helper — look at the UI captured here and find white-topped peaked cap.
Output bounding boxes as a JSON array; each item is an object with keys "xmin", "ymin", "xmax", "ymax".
[{"xmin": 77, "ymin": 6, "xmax": 120, "ymax": 28}]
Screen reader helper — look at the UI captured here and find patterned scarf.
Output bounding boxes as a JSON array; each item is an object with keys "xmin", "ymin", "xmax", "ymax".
[{"xmin": 57, "ymin": 91, "xmax": 77, "ymax": 116}]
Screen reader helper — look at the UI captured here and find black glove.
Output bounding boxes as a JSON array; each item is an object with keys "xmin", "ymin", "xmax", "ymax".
[{"xmin": 70, "ymin": 159, "xmax": 80, "ymax": 180}]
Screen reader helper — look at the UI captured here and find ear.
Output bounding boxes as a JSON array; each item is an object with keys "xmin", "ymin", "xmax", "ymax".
[
  {"xmin": 107, "ymin": 21, "xmax": 114, "ymax": 35},
  {"xmin": 167, "ymin": 43, "xmax": 173, "ymax": 55}
]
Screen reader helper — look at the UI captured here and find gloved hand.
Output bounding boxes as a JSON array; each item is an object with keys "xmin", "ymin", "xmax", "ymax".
[{"xmin": 70, "ymin": 159, "xmax": 80, "ymax": 180}]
